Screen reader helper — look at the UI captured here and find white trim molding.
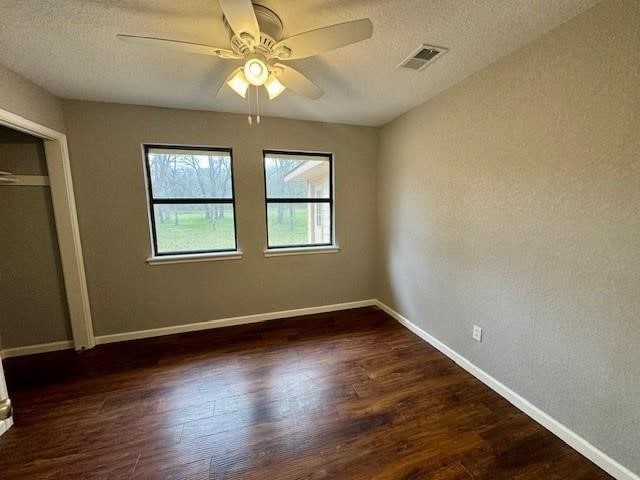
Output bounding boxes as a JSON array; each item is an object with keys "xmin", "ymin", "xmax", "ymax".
[
  {"xmin": 0, "ymin": 108, "xmax": 95, "ymax": 350},
  {"xmin": 147, "ymin": 251, "xmax": 243, "ymax": 265},
  {"xmin": 96, "ymin": 299, "xmax": 376, "ymax": 344},
  {"xmin": 44, "ymin": 135, "xmax": 94, "ymax": 350},
  {"xmin": 375, "ymin": 300, "xmax": 639, "ymax": 480},
  {"xmin": 264, "ymin": 246, "xmax": 340, "ymax": 257},
  {"xmin": 0, "ymin": 340, "xmax": 74, "ymax": 359},
  {"xmin": 4, "ymin": 298, "xmax": 634, "ymax": 480},
  {"xmin": 2, "ymin": 301, "xmax": 375, "ymax": 356}
]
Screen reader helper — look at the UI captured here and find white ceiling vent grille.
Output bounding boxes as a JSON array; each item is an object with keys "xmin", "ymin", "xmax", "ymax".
[{"xmin": 397, "ymin": 44, "xmax": 448, "ymax": 71}]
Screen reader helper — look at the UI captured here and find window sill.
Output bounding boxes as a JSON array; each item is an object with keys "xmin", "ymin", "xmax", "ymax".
[
  {"xmin": 263, "ymin": 246, "xmax": 340, "ymax": 257},
  {"xmin": 146, "ymin": 251, "xmax": 243, "ymax": 266}
]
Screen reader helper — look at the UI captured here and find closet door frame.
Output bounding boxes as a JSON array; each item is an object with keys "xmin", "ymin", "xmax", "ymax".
[{"xmin": 0, "ymin": 108, "xmax": 94, "ymax": 351}]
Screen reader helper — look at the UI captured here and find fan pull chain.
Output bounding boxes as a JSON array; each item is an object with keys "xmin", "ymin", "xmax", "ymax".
[
  {"xmin": 247, "ymin": 86, "xmax": 252, "ymax": 125},
  {"xmin": 247, "ymin": 86, "xmax": 262, "ymax": 126},
  {"xmin": 256, "ymin": 86, "xmax": 261, "ymax": 124}
]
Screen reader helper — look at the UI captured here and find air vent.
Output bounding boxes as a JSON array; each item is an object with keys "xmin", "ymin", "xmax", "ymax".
[{"xmin": 397, "ymin": 44, "xmax": 448, "ymax": 71}]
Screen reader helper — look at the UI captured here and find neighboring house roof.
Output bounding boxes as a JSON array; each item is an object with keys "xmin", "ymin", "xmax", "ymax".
[{"xmin": 285, "ymin": 160, "xmax": 329, "ymax": 183}]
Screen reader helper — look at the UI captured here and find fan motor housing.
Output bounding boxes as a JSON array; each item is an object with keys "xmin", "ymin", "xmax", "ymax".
[{"xmin": 224, "ymin": 4, "xmax": 283, "ymax": 57}]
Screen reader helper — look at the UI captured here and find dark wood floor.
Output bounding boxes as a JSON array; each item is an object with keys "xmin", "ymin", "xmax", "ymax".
[{"xmin": 1, "ymin": 307, "xmax": 611, "ymax": 479}]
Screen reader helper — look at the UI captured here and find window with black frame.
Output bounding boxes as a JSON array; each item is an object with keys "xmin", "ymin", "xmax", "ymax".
[
  {"xmin": 263, "ymin": 150, "xmax": 333, "ymax": 249},
  {"xmin": 144, "ymin": 145, "xmax": 237, "ymax": 256}
]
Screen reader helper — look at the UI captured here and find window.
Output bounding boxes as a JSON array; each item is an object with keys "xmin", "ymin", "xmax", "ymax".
[
  {"xmin": 143, "ymin": 145, "xmax": 237, "ymax": 256},
  {"xmin": 263, "ymin": 150, "xmax": 333, "ymax": 249}
]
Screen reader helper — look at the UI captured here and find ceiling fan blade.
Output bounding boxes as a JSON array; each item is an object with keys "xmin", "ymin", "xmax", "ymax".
[
  {"xmin": 273, "ymin": 18, "xmax": 373, "ymax": 60},
  {"xmin": 275, "ymin": 64, "xmax": 324, "ymax": 100},
  {"xmin": 218, "ymin": 0, "xmax": 260, "ymax": 43},
  {"xmin": 117, "ymin": 34, "xmax": 240, "ymax": 59}
]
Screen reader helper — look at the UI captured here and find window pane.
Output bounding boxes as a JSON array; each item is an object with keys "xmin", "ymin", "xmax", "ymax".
[
  {"xmin": 154, "ymin": 204, "xmax": 236, "ymax": 253},
  {"xmin": 265, "ymin": 154, "xmax": 330, "ymax": 199},
  {"xmin": 148, "ymin": 148, "xmax": 232, "ymax": 199},
  {"xmin": 267, "ymin": 202, "xmax": 331, "ymax": 247}
]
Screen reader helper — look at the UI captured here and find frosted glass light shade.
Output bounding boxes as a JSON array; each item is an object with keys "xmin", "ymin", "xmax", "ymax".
[
  {"xmin": 226, "ymin": 70, "xmax": 250, "ymax": 98},
  {"xmin": 265, "ymin": 75, "xmax": 286, "ymax": 99}
]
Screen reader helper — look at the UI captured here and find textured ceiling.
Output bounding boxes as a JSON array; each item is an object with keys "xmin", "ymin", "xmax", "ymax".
[{"xmin": 0, "ymin": 0, "xmax": 600, "ymax": 126}]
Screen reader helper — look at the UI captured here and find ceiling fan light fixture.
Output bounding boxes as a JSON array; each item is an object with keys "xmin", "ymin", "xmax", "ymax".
[
  {"xmin": 264, "ymin": 75, "xmax": 286, "ymax": 99},
  {"xmin": 243, "ymin": 54, "xmax": 269, "ymax": 86},
  {"xmin": 226, "ymin": 69, "xmax": 250, "ymax": 97},
  {"xmin": 119, "ymin": 1, "xmax": 373, "ymax": 103}
]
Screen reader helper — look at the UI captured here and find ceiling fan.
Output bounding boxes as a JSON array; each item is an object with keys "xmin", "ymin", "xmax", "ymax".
[{"xmin": 117, "ymin": 0, "xmax": 373, "ymax": 103}]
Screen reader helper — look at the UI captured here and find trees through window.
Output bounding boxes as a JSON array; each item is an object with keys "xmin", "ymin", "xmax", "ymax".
[
  {"xmin": 263, "ymin": 151, "xmax": 333, "ymax": 249},
  {"xmin": 144, "ymin": 145, "xmax": 237, "ymax": 255}
]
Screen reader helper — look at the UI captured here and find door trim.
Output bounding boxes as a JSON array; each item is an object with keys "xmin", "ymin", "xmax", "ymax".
[{"xmin": 0, "ymin": 108, "xmax": 95, "ymax": 350}]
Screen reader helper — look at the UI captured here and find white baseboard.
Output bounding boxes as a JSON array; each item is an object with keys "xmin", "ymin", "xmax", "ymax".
[
  {"xmin": 0, "ymin": 340, "xmax": 74, "ymax": 359},
  {"xmin": 0, "ymin": 301, "xmax": 376, "ymax": 356},
  {"xmin": 5, "ymin": 299, "xmax": 632, "ymax": 479},
  {"xmin": 375, "ymin": 300, "xmax": 638, "ymax": 480},
  {"xmin": 95, "ymin": 299, "xmax": 377, "ymax": 345}
]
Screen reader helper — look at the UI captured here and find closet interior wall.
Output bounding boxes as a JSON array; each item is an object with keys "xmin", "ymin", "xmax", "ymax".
[{"xmin": 0, "ymin": 125, "xmax": 71, "ymax": 348}]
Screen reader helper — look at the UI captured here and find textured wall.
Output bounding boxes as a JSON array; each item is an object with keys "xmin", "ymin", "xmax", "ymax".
[
  {"xmin": 63, "ymin": 101, "xmax": 378, "ymax": 337},
  {"xmin": 377, "ymin": 0, "xmax": 639, "ymax": 473},
  {"xmin": 0, "ymin": 63, "xmax": 65, "ymax": 132},
  {"xmin": 0, "ymin": 126, "xmax": 71, "ymax": 347}
]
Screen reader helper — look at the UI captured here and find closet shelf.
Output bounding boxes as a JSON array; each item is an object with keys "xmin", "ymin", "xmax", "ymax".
[{"xmin": 0, "ymin": 173, "xmax": 50, "ymax": 186}]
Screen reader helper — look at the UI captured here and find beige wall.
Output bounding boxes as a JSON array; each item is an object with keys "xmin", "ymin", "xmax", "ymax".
[
  {"xmin": 63, "ymin": 100, "xmax": 378, "ymax": 337},
  {"xmin": 0, "ymin": 63, "xmax": 65, "ymax": 133},
  {"xmin": 0, "ymin": 126, "xmax": 71, "ymax": 347},
  {"xmin": 377, "ymin": 0, "xmax": 639, "ymax": 473},
  {"xmin": 2, "ymin": 2, "xmax": 638, "ymax": 472}
]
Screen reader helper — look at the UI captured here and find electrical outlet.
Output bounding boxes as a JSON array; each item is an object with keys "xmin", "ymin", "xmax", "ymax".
[{"xmin": 472, "ymin": 325, "xmax": 482, "ymax": 342}]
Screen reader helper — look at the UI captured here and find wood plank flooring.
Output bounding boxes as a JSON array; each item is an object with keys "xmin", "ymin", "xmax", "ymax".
[{"xmin": 1, "ymin": 307, "xmax": 612, "ymax": 479}]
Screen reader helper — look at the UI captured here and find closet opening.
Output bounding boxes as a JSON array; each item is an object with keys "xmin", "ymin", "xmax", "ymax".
[
  {"xmin": 0, "ymin": 112, "xmax": 94, "ymax": 437},
  {"xmin": 0, "ymin": 126, "xmax": 72, "ymax": 351}
]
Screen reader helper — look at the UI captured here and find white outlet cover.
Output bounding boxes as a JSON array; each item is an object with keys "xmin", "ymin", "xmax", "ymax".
[{"xmin": 473, "ymin": 325, "xmax": 482, "ymax": 342}]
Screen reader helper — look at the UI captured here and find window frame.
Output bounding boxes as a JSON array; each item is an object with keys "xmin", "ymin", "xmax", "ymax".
[
  {"xmin": 262, "ymin": 149, "xmax": 335, "ymax": 250},
  {"xmin": 143, "ymin": 144, "xmax": 239, "ymax": 257}
]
